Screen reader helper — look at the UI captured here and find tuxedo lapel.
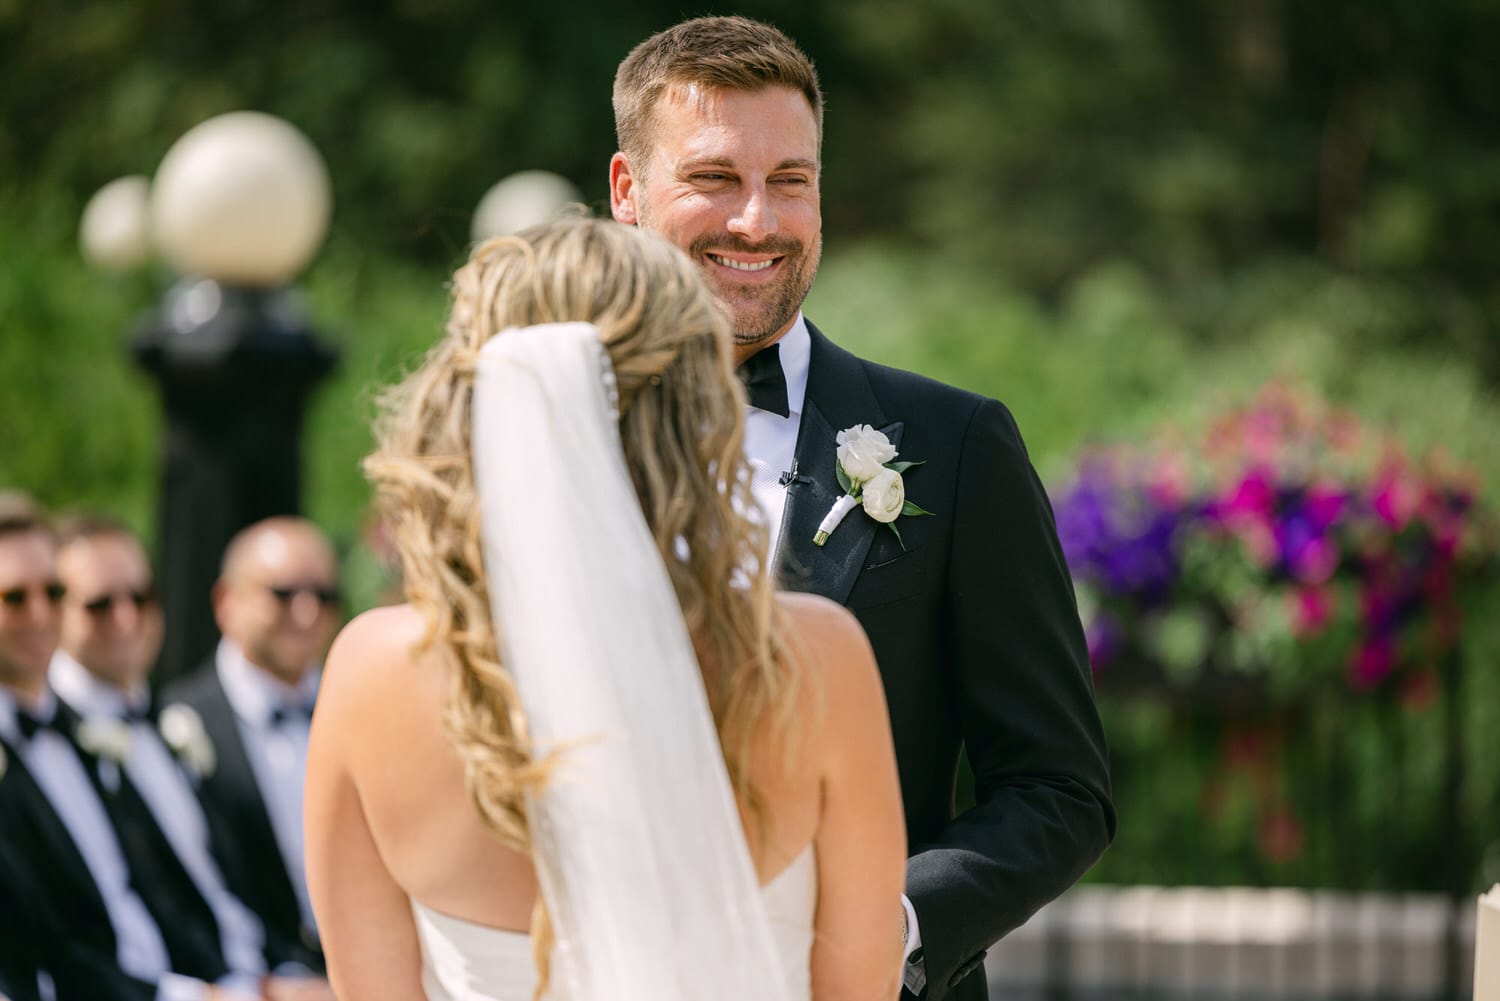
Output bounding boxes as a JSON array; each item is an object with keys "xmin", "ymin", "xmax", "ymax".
[
  {"xmin": 775, "ymin": 322, "xmax": 901, "ymax": 605},
  {"xmin": 193, "ymin": 674, "xmax": 274, "ymax": 843},
  {"xmin": 187, "ymin": 675, "xmax": 292, "ymax": 900},
  {"xmin": 183, "ymin": 668, "xmax": 311, "ymax": 964},
  {"xmin": 0, "ymin": 734, "xmax": 115, "ymax": 932}
]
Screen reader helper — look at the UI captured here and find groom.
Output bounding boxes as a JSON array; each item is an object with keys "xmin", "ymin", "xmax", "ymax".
[{"xmin": 609, "ymin": 17, "xmax": 1115, "ymax": 1001}]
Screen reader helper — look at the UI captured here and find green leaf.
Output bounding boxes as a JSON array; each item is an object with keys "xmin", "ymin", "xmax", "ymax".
[
  {"xmin": 886, "ymin": 459, "xmax": 922, "ymax": 473},
  {"xmin": 835, "ymin": 462, "xmax": 853, "ymax": 494},
  {"xmin": 901, "ymin": 500, "xmax": 935, "ymax": 517},
  {"xmin": 886, "ymin": 520, "xmax": 907, "ymax": 551}
]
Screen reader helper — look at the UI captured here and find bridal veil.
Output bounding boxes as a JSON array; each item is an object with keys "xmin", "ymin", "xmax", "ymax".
[{"xmin": 471, "ymin": 322, "xmax": 791, "ymax": 1001}]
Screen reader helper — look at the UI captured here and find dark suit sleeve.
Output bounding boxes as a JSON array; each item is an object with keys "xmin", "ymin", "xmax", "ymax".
[{"xmin": 905, "ymin": 398, "xmax": 1115, "ymax": 1000}]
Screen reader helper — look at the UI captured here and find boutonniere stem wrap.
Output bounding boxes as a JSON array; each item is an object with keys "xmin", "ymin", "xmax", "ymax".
[{"xmin": 814, "ymin": 424, "xmax": 933, "ymax": 547}]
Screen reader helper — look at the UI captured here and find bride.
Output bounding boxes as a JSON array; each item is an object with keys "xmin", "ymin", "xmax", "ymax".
[{"xmin": 303, "ymin": 217, "xmax": 906, "ymax": 1001}]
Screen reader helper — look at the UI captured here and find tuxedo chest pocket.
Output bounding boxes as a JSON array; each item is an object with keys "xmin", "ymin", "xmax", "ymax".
[{"xmin": 849, "ymin": 547, "xmax": 937, "ymax": 609}]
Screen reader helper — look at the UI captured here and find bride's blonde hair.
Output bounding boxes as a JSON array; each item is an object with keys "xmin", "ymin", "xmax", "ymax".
[{"xmin": 365, "ymin": 216, "xmax": 795, "ymax": 976}]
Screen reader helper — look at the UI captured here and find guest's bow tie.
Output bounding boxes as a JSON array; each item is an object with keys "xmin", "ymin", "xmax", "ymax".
[
  {"xmin": 16, "ymin": 702, "xmax": 77, "ymax": 742},
  {"xmin": 737, "ymin": 343, "xmax": 790, "ymax": 418},
  {"xmin": 270, "ymin": 699, "xmax": 316, "ymax": 728}
]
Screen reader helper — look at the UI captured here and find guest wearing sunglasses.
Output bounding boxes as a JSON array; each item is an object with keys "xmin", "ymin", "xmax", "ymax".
[
  {"xmin": 0, "ymin": 493, "xmax": 264, "ymax": 1001},
  {"xmin": 51, "ymin": 515, "xmax": 337, "ymax": 1000},
  {"xmin": 162, "ymin": 517, "xmax": 342, "ymax": 980}
]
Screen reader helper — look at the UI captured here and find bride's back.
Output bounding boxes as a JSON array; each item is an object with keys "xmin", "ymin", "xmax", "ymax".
[{"xmin": 314, "ymin": 591, "xmax": 842, "ymax": 933}]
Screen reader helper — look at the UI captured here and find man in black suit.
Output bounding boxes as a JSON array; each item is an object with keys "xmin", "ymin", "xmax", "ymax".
[
  {"xmin": 162, "ymin": 517, "xmax": 341, "ymax": 977},
  {"xmin": 610, "ymin": 18, "xmax": 1115, "ymax": 1000},
  {"xmin": 0, "ymin": 494, "xmax": 259, "ymax": 1001},
  {"xmin": 52, "ymin": 514, "xmax": 338, "ymax": 1000}
]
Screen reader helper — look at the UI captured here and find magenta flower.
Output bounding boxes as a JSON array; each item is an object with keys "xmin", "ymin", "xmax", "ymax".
[{"xmin": 1052, "ymin": 383, "xmax": 1490, "ymax": 693}]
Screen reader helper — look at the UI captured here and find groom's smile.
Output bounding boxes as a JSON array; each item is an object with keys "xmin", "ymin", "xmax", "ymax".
[{"xmin": 610, "ymin": 82, "xmax": 823, "ymax": 361}]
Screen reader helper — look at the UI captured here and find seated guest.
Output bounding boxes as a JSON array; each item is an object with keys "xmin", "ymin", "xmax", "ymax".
[
  {"xmin": 52, "ymin": 514, "xmax": 333, "ymax": 998},
  {"xmin": 162, "ymin": 517, "xmax": 341, "ymax": 976},
  {"xmin": 0, "ymin": 493, "xmax": 258, "ymax": 1001}
]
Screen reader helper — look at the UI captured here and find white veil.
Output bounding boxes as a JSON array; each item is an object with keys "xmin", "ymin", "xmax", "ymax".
[{"xmin": 471, "ymin": 322, "xmax": 791, "ymax": 1001}]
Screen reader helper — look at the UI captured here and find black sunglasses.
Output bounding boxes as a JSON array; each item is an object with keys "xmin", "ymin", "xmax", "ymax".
[
  {"xmin": 266, "ymin": 584, "xmax": 341, "ymax": 607},
  {"xmin": 79, "ymin": 588, "xmax": 157, "ymax": 616},
  {"xmin": 1, "ymin": 581, "xmax": 66, "ymax": 609}
]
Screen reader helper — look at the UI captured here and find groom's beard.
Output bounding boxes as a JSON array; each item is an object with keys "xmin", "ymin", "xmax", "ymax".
[{"xmin": 685, "ymin": 231, "xmax": 822, "ymax": 350}]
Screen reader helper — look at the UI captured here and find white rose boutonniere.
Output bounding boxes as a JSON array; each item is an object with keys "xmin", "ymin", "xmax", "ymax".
[
  {"xmin": 76, "ymin": 718, "xmax": 134, "ymax": 764},
  {"xmin": 159, "ymin": 703, "xmax": 217, "ymax": 779},
  {"xmin": 814, "ymin": 424, "xmax": 933, "ymax": 547},
  {"xmin": 836, "ymin": 424, "xmax": 898, "ymax": 481}
]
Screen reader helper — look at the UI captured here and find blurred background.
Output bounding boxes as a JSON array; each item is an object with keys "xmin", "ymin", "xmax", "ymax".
[{"xmin": 3, "ymin": 1, "xmax": 1499, "ymax": 997}]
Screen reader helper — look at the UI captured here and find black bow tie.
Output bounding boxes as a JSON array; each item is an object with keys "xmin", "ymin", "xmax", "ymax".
[
  {"xmin": 16, "ymin": 701, "xmax": 78, "ymax": 742},
  {"xmin": 737, "ymin": 343, "xmax": 790, "ymax": 418},
  {"xmin": 270, "ymin": 699, "xmax": 315, "ymax": 728}
]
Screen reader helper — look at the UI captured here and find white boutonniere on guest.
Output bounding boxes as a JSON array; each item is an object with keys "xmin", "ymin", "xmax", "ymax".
[
  {"xmin": 814, "ymin": 424, "xmax": 933, "ymax": 547},
  {"xmin": 158, "ymin": 703, "xmax": 217, "ymax": 780},
  {"xmin": 76, "ymin": 717, "xmax": 133, "ymax": 764},
  {"xmin": 76, "ymin": 717, "xmax": 132, "ymax": 793}
]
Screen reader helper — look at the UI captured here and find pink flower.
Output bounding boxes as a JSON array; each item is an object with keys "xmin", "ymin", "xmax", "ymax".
[
  {"xmin": 1372, "ymin": 465, "xmax": 1421, "ymax": 529},
  {"xmin": 1304, "ymin": 482, "xmax": 1349, "ymax": 529},
  {"xmin": 1289, "ymin": 536, "xmax": 1339, "ymax": 584},
  {"xmin": 1349, "ymin": 639, "xmax": 1396, "ymax": 689},
  {"xmin": 1145, "ymin": 451, "xmax": 1192, "ymax": 509},
  {"xmin": 1222, "ymin": 470, "xmax": 1277, "ymax": 519},
  {"xmin": 1289, "ymin": 586, "xmax": 1335, "ymax": 637}
]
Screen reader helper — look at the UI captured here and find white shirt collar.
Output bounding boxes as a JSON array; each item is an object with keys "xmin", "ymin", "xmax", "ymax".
[
  {"xmin": 776, "ymin": 313, "xmax": 811, "ymax": 419},
  {"xmin": 49, "ymin": 651, "xmax": 149, "ymax": 721},
  {"xmin": 215, "ymin": 639, "xmax": 320, "ymax": 729}
]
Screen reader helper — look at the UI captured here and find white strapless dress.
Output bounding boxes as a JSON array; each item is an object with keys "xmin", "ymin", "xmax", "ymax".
[{"xmin": 411, "ymin": 846, "xmax": 817, "ymax": 1001}]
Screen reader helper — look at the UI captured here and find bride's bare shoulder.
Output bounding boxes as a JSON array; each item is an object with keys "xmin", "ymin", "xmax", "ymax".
[
  {"xmin": 774, "ymin": 591, "xmax": 866, "ymax": 641},
  {"xmin": 773, "ymin": 592, "xmax": 877, "ymax": 683},
  {"xmin": 321, "ymin": 603, "xmax": 439, "ymax": 705}
]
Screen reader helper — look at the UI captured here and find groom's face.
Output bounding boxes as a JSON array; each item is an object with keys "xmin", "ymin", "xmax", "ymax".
[{"xmin": 611, "ymin": 83, "xmax": 822, "ymax": 362}]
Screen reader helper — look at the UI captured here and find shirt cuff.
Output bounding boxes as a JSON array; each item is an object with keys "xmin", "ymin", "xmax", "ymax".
[
  {"xmin": 156, "ymin": 973, "xmax": 212, "ymax": 1001},
  {"xmin": 901, "ymin": 893, "xmax": 927, "ymax": 995},
  {"xmin": 216, "ymin": 972, "xmax": 263, "ymax": 998}
]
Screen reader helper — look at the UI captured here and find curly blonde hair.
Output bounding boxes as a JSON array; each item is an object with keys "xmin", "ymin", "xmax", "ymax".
[{"xmin": 365, "ymin": 217, "xmax": 797, "ymax": 981}]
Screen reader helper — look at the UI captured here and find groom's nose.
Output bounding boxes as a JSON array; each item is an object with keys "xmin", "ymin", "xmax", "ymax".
[{"xmin": 726, "ymin": 183, "xmax": 778, "ymax": 243}]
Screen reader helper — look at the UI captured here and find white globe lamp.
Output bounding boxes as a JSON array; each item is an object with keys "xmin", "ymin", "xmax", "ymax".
[
  {"xmin": 471, "ymin": 170, "xmax": 583, "ymax": 242},
  {"xmin": 151, "ymin": 111, "xmax": 331, "ymax": 286},
  {"xmin": 80, "ymin": 175, "xmax": 153, "ymax": 273}
]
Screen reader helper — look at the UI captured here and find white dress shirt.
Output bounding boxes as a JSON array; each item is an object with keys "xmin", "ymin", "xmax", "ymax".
[
  {"xmin": 743, "ymin": 313, "xmax": 811, "ymax": 557},
  {"xmin": 215, "ymin": 640, "xmax": 320, "ymax": 936},
  {"xmin": 50, "ymin": 653, "xmax": 267, "ymax": 993},
  {"xmin": 0, "ymin": 686, "xmax": 211, "ymax": 1001}
]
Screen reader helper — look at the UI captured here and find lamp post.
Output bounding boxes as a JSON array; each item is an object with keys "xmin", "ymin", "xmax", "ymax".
[{"xmin": 130, "ymin": 111, "xmax": 337, "ymax": 685}]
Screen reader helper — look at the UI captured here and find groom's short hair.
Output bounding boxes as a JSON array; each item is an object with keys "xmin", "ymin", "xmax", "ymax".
[{"xmin": 613, "ymin": 16, "xmax": 823, "ymax": 172}]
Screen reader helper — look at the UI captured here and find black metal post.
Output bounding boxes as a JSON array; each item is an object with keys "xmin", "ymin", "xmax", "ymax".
[{"xmin": 132, "ymin": 278, "xmax": 336, "ymax": 687}]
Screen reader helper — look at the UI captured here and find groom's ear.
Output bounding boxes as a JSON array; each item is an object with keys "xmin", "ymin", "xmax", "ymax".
[{"xmin": 609, "ymin": 152, "xmax": 640, "ymax": 226}]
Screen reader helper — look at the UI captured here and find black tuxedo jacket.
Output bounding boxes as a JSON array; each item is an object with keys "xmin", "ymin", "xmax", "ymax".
[
  {"xmin": 161, "ymin": 661, "xmax": 324, "ymax": 973},
  {"xmin": 0, "ymin": 728, "xmax": 227, "ymax": 1000},
  {"xmin": 774, "ymin": 323, "xmax": 1115, "ymax": 1001}
]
